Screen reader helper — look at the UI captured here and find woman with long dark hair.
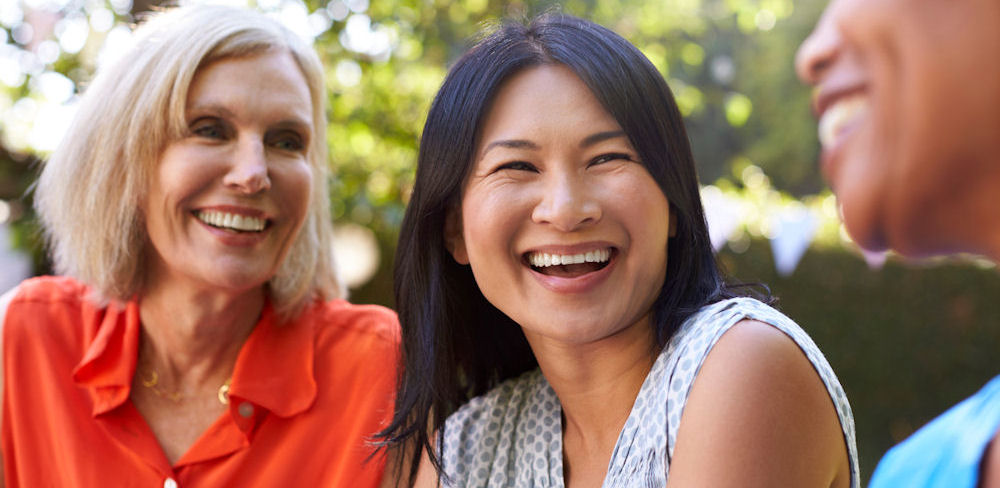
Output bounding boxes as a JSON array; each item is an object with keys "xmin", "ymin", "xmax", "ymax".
[{"xmin": 381, "ymin": 14, "xmax": 857, "ymax": 487}]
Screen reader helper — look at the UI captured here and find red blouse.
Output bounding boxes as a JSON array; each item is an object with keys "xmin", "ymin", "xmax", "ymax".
[{"xmin": 2, "ymin": 276, "xmax": 400, "ymax": 487}]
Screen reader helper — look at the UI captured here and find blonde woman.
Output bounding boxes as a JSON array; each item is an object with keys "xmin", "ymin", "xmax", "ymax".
[{"xmin": 0, "ymin": 6, "xmax": 398, "ymax": 487}]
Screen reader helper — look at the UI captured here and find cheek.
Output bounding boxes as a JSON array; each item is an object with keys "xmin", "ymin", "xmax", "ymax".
[
  {"xmin": 153, "ymin": 148, "xmax": 219, "ymax": 210},
  {"xmin": 895, "ymin": 16, "xmax": 1000, "ymax": 175},
  {"xmin": 461, "ymin": 189, "xmax": 525, "ymax": 259},
  {"xmin": 458, "ymin": 190, "xmax": 531, "ymax": 308},
  {"xmin": 634, "ymin": 211, "xmax": 670, "ymax": 279},
  {"xmin": 832, "ymin": 123, "xmax": 892, "ymax": 250},
  {"xmin": 143, "ymin": 177, "xmax": 184, "ymax": 233},
  {"xmin": 614, "ymin": 175, "xmax": 671, "ymax": 276},
  {"xmin": 280, "ymin": 162, "xmax": 314, "ymax": 220},
  {"xmin": 141, "ymin": 188, "xmax": 166, "ymax": 239},
  {"xmin": 615, "ymin": 174, "xmax": 671, "ymax": 240}
]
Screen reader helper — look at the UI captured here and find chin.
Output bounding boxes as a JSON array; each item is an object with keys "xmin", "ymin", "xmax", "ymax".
[
  {"xmin": 842, "ymin": 206, "xmax": 949, "ymax": 259},
  {"xmin": 886, "ymin": 216, "xmax": 982, "ymax": 260},
  {"xmin": 852, "ymin": 205, "xmax": 970, "ymax": 260},
  {"xmin": 207, "ymin": 269, "xmax": 272, "ymax": 294},
  {"xmin": 838, "ymin": 194, "xmax": 890, "ymax": 254}
]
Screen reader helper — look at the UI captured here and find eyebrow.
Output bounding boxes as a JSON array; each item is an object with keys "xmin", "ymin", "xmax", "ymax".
[
  {"xmin": 480, "ymin": 139, "xmax": 540, "ymax": 156},
  {"xmin": 187, "ymin": 104, "xmax": 238, "ymax": 121},
  {"xmin": 187, "ymin": 103, "xmax": 312, "ymax": 132},
  {"xmin": 480, "ymin": 130, "xmax": 628, "ymax": 158},
  {"xmin": 270, "ymin": 119, "xmax": 313, "ymax": 135},
  {"xmin": 580, "ymin": 130, "xmax": 627, "ymax": 148}
]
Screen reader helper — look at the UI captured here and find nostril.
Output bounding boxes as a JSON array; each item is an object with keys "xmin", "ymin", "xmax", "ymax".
[
  {"xmin": 224, "ymin": 168, "xmax": 271, "ymax": 194},
  {"xmin": 796, "ymin": 41, "xmax": 827, "ymax": 82},
  {"xmin": 795, "ymin": 16, "xmax": 842, "ymax": 84}
]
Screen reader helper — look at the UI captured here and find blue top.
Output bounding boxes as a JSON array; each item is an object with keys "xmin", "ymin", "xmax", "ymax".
[{"xmin": 869, "ymin": 374, "xmax": 1000, "ymax": 488}]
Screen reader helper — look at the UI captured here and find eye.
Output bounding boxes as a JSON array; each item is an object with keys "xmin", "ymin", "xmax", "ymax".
[
  {"xmin": 190, "ymin": 118, "xmax": 228, "ymax": 140},
  {"xmin": 589, "ymin": 152, "xmax": 634, "ymax": 166},
  {"xmin": 268, "ymin": 131, "xmax": 306, "ymax": 152},
  {"xmin": 493, "ymin": 161, "xmax": 539, "ymax": 173}
]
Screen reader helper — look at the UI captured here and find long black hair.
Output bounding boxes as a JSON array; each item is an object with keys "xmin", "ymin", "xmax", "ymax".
[{"xmin": 377, "ymin": 13, "xmax": 758, "ymax": 483}]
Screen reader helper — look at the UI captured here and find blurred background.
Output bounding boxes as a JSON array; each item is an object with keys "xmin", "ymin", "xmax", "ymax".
[{"xmin": 1, "ymin": 0, "xmax": 998, "ymax": 482}]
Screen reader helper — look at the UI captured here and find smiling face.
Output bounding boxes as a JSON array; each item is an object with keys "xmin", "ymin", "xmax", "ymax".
[
  {"xmin": 796, "ymin": 0, "xmax": 1000, "ymax": 258},
  {"xmin": 446, "ymin": 64, "xmax": 674, "ymax": 348},
  {"xmin": 143, "ymin": 50, "xmax": 314, "ymax": 295}
]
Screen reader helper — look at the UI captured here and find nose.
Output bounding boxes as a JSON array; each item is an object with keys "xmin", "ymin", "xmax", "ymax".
[
  {"xmin": 795, "ymin": 9, "xmax": 841, "ymax": 85},
  {"xmin": 223, "ymin": 137, "xmax": 271, "ymax": 194},
  {"xmin": 531, "ymin": 172, "xmax": 601, "ymax": 231}
]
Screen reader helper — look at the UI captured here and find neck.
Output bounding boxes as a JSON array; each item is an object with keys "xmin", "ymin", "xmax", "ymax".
[
  {"xmin": 138, "ymin": 279, "xmax": 264, "ymax": 391},
  {"xmin": 526, "ymin": 315, "xmax": 658, "ymax": 450}
]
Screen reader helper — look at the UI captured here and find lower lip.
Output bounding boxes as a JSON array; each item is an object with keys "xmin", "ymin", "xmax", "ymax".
[
  {"xmin": 528, "ymin": 254, "xmax": 616, "ymax": 294},
  {"xmin": 197, "ymin": 219, "xmax": 269, "ymax": 247}
]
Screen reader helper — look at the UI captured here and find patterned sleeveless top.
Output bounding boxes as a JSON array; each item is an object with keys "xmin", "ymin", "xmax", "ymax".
[{"xmin": 439, "ymin": 298, "xmax": 859, "ymax": 487}]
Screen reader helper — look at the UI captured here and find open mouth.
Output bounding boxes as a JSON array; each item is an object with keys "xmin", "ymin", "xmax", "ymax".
[
  {"xmin": 818, "ymin": 94, "xmax": 869, "ymax": 150},
  {"xmin": 525, "ymin": 248, "xmax": 614, "ymax": 278},
  {"xmin": 195, "ymin": 210, "xmax": 270, "ymax": 233}
]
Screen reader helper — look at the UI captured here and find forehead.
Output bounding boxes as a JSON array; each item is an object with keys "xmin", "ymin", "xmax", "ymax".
[
  {"xmin": 478, "ymin": 64, "xmax": 623, "ymax": 143},
  {"xmin": 187, "ymin": 50, "xmax": 313, "ymax": 120}
]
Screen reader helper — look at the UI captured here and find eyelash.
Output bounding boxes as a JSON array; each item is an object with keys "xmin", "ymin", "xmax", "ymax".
[
  {"xmin": 188, "ymin": 119, "xmax": 306, "ymax": 152},
  {"xmin": 492, "ymin": 152, "xmax": 635, "ymax": 174},
  {"xmin": 590, "ymin": 152, "xmax": 633, "ymax": 166},
  {"xmin": 190, "ymin": 119, "xmax": 228, "ymax": 139},
  {"xmin": 495, "ymin": 161, "xmax": 538, "ymax": 173},
  {"xmin": 268, "ymin": 132, "xmax": 306, "ymax": 152}
]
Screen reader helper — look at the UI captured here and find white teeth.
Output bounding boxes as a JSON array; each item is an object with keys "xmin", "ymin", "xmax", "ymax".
[
  {"xmin": 196, "ymin": 210, "xmax": 266, "ymax": 232},
  {"xmin": 818, "ymin": 95, "xmax": 869, "ymax": 149},
  {"xmin": 528, "ymin": 248, "xmax": 611, "ymax": 268}
]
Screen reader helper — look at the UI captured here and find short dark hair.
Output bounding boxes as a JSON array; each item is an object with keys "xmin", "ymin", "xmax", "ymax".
[{"xmin": 378, "ymin": 13, "xmax": 755, "ymax": 482}]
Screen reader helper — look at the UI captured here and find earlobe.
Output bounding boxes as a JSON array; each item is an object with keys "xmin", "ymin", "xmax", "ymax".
[{"xmin": 444, "ymin": 210, "xmax": 470, "ymax": 265}]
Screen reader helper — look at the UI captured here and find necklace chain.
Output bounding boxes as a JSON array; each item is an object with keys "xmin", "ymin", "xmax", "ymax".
[{"xmin": 139, "ymin": 369, "xmax": 232, "ymax": 405}]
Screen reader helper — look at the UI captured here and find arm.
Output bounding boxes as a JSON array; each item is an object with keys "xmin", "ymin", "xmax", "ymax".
[
  {"xmin": 665, "ymin": 319, "xmax": 850, "ymax": 488},
  {"xmin": 0, "ymin": 285, "xmax": 18, "ymax": 488}
]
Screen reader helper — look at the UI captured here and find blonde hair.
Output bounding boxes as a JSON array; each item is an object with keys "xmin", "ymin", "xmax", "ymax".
[{"xmin": 34, "ymin": 5, "xmax": 342, "ymax": 320}]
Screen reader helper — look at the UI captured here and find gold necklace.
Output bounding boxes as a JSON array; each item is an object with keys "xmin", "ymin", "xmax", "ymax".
[
  {"xmin": 218, "ymin": 378, "xmax": 232, "ymax": 405},
  {"xmin": 139, "ymin": 369, "xmax": 233, "ymax": 405}
]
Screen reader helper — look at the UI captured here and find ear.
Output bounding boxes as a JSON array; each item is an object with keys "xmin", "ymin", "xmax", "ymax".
[
  {"xmin": 443, "ymin": 208, "xmax": 470, "ymax": 265},
  {"xmin": 669, "ymin": 205, "xmax": 678, "ymax": 238}
]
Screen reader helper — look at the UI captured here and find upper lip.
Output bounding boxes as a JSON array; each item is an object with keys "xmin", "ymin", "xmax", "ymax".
[{"xmin": 812, "ymin": 83, "xmax": 868, "ymax": 120}]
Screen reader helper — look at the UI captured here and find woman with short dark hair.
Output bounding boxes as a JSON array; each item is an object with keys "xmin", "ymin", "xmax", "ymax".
[{"xmin": 797, "ymin": 0, "xmax": 1000, "ymax": 486}]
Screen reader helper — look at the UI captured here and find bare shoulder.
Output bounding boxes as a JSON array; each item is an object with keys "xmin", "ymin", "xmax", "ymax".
[
  {"xmin": 666, "ymin": 319, "xmax": 851, "ymax": 488},
  {"xmin": 705, "ymin": 319, "xmax": 810, "ymax": 370}
]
